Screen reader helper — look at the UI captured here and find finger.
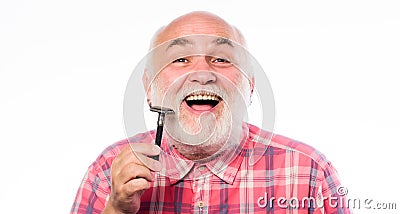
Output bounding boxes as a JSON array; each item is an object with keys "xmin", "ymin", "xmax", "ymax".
[
  {"xmin": 113, "ymin": 143, "xmax": 160, "ymax": 169},
  {"xmin": 129, "ymin": 142, "xmax": 160, "ymax": 157},
  {"xmin": 117, "ymin": 163, "xmax": 154, "ymax": 184},
  {"xmin": 132, "ymin": 151, "xmax": 162, "ymax": 172},
  {"xmin": 123, "ymin": 178, "xmax": 150, "ymax": 196}
]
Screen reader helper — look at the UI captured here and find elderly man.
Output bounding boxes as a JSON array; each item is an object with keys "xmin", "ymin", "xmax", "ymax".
[{"xmin": 71, "ymin": 11, "xmax": 351, "ymax": 214}]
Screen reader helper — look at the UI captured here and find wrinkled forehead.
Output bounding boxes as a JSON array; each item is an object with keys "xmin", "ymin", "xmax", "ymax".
[{"xmin": 145, "ymin": 34, "xmax": 252, "ymax": 81}]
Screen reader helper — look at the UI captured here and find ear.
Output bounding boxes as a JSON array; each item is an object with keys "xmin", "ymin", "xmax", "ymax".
[
  {"xmin": 142, "ymin": 69, "xmax": 152, "ymax": 107},
  {"xmin": 250, "ymin": 76, "xmax": 255, "ymax": 96},
  {"xmin": 247, "ymin": 76, "xmax": 255, "ymax": 106}
]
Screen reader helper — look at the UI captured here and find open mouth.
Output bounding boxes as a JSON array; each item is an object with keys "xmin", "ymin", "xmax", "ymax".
[{"xmin": 183, "ymin": 91, "xmax": 222, "ymax": 112}]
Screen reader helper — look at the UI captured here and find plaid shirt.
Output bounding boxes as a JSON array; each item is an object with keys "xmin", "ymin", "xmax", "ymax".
[{"xmin": 71, "ymin": 124, "xmax": 351, "ymax": 214}]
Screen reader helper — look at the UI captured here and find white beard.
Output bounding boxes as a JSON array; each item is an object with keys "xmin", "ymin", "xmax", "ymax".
[{"xmin": 164, "ymin": 89, "xmax": 247, "ymax": 161}]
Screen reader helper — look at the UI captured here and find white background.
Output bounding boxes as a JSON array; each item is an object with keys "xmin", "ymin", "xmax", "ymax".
[{"xmin": 1, "ymin": 1, "xmax": 399, "ymax": 213}]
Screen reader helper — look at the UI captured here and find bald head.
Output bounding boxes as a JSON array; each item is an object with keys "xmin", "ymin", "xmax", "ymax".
[{"xmin": 151, "ymin": 11, "xmax": 246, "ymax": 49}]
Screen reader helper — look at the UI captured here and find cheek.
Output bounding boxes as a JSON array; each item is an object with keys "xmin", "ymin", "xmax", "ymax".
[
  {"xmin": 218, "ymin": 66, "xmax": 244, "ymax": 83},
  {"xmin": 153, "ymin": 71, "xmax": 177, "ymax": 93},
  {"xmin": 152, "ymin": 70, "xmax": 187, "ymax": 102},
  {"xmin": 220, "ymin": 70, "xmax": 251, "ymax": 91},
  {"xmin": 153, "ymin": 78, "xmax": 169, "ymax": 93}
]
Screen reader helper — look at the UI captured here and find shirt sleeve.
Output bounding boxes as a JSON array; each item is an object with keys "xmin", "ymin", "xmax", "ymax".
[
  {"xmin": 321, "ymin": 162, "xmax": 352, "ymax": 214},
  {"xmin": 70, "ymin": 161, "xmax": 111, "ymax": 214}
]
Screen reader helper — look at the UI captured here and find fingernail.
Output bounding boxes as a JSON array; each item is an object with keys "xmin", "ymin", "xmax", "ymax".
[{"xmin": 152, "ymin": 145, "xmax": 161, "ymax": 154}]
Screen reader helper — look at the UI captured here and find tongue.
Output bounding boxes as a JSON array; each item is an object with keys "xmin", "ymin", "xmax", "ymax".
[{"xmin": 191, "ymin": 104, "xmax": 214, "ymax": 111}]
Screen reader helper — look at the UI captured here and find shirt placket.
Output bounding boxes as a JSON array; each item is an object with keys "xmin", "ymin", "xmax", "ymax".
[{"xmin": 192, "ymin": 165, "xmax": 210, "ymax": 214}]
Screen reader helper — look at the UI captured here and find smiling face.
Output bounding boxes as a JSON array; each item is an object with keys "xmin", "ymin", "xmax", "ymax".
[{"xmin": 144, "ymin": 12, "xmax": 253, "ymax": 160}]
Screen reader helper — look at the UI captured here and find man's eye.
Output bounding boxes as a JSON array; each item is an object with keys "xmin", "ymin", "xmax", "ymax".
[
  {"xmin": 212, "ymin": 58, "xmax": 231, "ymax": 64},
  {"xmin": 172, "ymin": 58, "xmax": 189, "ymax": 63}
]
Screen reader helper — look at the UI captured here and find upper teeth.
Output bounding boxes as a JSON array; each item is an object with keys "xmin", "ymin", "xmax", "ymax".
[{"xmin": 185, "ymin": 92, "xmax": 220, "ymax": 101}]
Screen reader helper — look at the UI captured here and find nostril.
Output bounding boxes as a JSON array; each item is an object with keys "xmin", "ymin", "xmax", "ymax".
[{"xmin": 188, "ymin": 71, "xmax": 217, "ymax": 84}]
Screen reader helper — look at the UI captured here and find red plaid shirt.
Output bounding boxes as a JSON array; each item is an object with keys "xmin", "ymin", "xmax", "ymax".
[{"xmin": 71, "ymin": 124, "xmax": 351, "ymax": 213}]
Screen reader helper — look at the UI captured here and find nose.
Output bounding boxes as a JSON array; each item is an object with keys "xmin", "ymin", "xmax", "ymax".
[
  {"xmin": 188, "ymin": 71, "xmax": 217, "ymax": 85},
  {"xmin": 188, "ymin": 57, "xmax": 217, "ymax": 85}
]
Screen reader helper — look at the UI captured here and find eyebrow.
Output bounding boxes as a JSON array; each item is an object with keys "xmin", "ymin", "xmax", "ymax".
[
  {"xmin": 214, "ymin": 37, "xmax": 234, "ymax": 47},
  {"xmin": 167, "ymin": 37, "xmax": 234, "ymax": 48},
  {"xmin": 166, "ymin": 38, "xmax": 192, "ymax": 50}
]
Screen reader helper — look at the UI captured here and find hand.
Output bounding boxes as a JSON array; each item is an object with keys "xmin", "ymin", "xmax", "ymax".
[{"xmin": 102, "ymin": 143, "xmax": 162, "ymax": 214}]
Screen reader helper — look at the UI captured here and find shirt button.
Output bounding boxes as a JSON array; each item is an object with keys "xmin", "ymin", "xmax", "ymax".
[
  {"xmin": 198, "ymin": 165, "xmax": 205, "ymax": 171},
  {"xmin": 198, "ymin": 201, "xmax": 205, "ymax": 208}
]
